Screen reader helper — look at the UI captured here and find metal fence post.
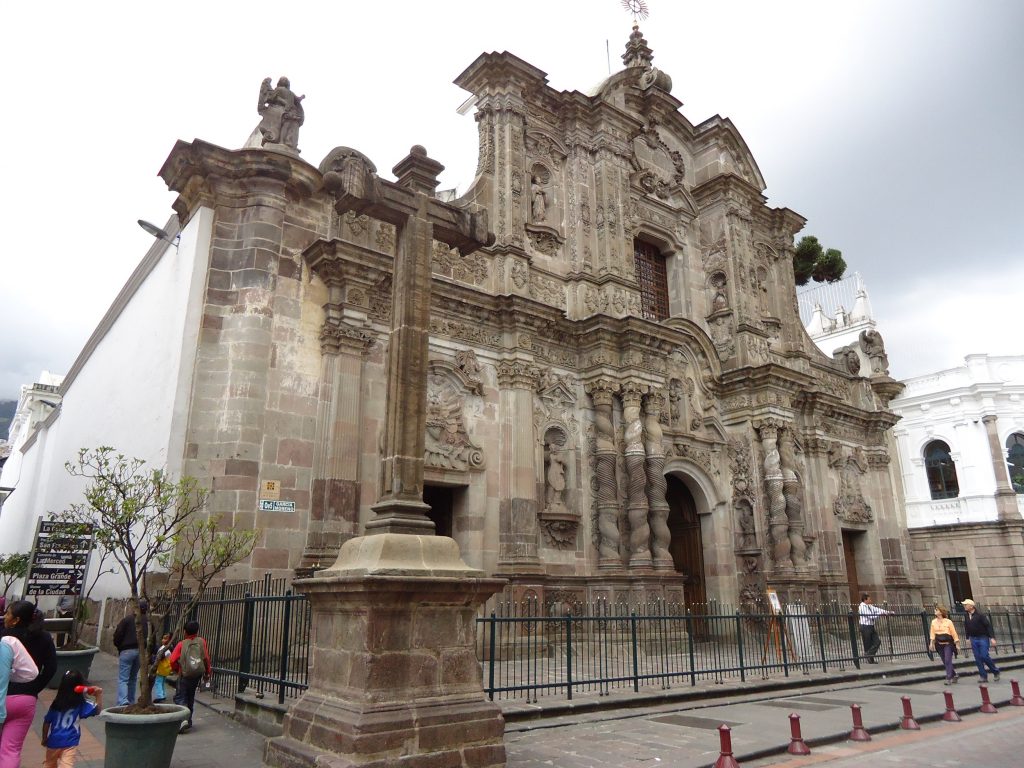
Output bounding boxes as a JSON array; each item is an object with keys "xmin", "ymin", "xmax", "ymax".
[
  {"xmin": 735, "ymin": 611, "xmax": 745, "ymax": 683},
  {"xmin": 277, "ymin": 591, "xmax": 293, "ymax": 705},
  {"xmin": 238, "ymin": 593, "xmax": 255, "ymax": 694},
  {"xmin": 630, "ymin": 611, "xmax": 640, "ymax": 693},
  {"xmin": 1006, "ymin": 610, "xmax": 1016, "ymax": 652},
  {"xmin": 211, "ymin": 581, "xmax": 226, "ymax": 683},
  {"xmin": 565, "ymin": 612, "xmax": 573, "ymax": 701},
  {"xmin": 815, "ymin": 612, "xmax": 828, "ymax": 673},
  {"xmin": 780, "ymin": 612, "xmax": 790, "ymax": 677},
  {"xmin": 686, "ymin": 610, "xmax": 696, "ymax": 687},
  {"xmin": 487, "ymin": 612, "xmax": 496, "ymax": 701},
  {"xmin": 848, "ymin": 610, "xmax": 861, "ymax": 669}
]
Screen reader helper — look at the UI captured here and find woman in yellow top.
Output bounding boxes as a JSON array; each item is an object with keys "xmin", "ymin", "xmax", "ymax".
[{"xmin": 929, "ymin": 606, "xmax": 960, "ymax": 684}]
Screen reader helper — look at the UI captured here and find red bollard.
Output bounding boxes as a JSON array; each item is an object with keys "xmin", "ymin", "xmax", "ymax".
[
  {"xmin": 848, "ymin": 704, "xmax": 871, "ymax": 741},
  {"xmin": 787, "ymin": 713, "xmax": 811, "ymax": 756},
  {"xmin": 713, "ymin": 724, "xmax": 741, "ymax": 768},
  {"xmin": 979, "ymin": 684, "xmax": 998, "ymax": 714},
  {"xmin": 899, "ymin": 696, "xmax": 920, "ymax": 730},
  {"xmin": 1010, "ymin": 680, "xmax": 1024, "ymax": 707},
  {"xmin": 941, "ymin": 691, "xmax": 961, "ymax": 722}
]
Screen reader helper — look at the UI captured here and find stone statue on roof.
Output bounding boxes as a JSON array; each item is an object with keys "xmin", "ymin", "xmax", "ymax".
[{"xmin": 255, "ymin": 76, "xmax": 305, "ymax": 152}]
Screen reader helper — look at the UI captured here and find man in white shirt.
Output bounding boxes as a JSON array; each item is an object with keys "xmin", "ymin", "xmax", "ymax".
[{"xmin": 858, "ymin": 592, "xmax": 893, "ymax": 664}]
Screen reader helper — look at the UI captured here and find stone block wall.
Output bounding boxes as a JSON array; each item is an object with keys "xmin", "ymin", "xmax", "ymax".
[{"xmin": 910, "ymin": 521, "xmax": 1024, "ymax": 605}]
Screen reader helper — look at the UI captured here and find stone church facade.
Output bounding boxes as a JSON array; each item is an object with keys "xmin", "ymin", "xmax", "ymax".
[{"xmin": 153, "ymin": 27, "xmax": 918, "ymax": 608}]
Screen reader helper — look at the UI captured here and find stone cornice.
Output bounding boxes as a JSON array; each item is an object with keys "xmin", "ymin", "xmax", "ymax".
[{"xmin": 159, "ymin": 139, "xmax": 321, "ymax": 223}]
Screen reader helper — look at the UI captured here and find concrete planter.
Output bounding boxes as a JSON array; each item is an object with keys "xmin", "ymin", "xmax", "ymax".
[
  {"xmin": 48, "ymin": 645, "xmax": 100, "ymax": 689},
  {"xmin": 99, "ymin": 704, "xmax": 190, "ymax": 768}
]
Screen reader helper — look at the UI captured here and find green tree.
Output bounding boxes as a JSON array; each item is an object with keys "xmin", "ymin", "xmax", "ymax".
[
  {"xmin": 60, "ymin": 447, "xmax": 258, "ymax": 711},
  {"xmin": 0, "ymin": 552, "xmax": 29, "ymax": 598},
  {"xmin": 793, "ymin": 235, "xmax": 847, "ymax": 286}
]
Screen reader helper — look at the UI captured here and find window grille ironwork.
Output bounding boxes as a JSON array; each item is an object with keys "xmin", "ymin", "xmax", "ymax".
[
  {"xmin": 924, "ymin": 440, "xmax": 959, "ymax": 500},
  {"xmin": 633, "ymin": 239, "xmax": 669, "ymax": 321}
]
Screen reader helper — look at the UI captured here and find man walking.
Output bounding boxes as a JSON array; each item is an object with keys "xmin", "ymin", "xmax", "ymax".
[
  {"xmin": 170, "ymin": 620, "xmax": 211, "ymax": 732},
  {"xmin": 962, "ymin": 598, "xmax": 1001, "ymax": 682},
  {"xmin": 112, "ymin": 599, "xmax": 149, "ymax": 705},
  {"xmin": 858, "ymin": 593, "xmax": 892, "ymax": 664}
]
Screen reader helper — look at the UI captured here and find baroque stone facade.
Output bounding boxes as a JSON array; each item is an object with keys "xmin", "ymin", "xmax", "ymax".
[{"xmin": 148, "ymin": 28, "xmax": 919, "ymax": 607}]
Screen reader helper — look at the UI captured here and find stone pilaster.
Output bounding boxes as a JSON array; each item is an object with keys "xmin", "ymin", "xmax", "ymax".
[
  {"xmin": 160, "ymin": 140, "xmax": 322, "ymax": 579},
  {"xmin": 982, "ymin": 415, "xmax": 1020, "ymax": 520},
  {"xmin": 622, "ymin": 381, "xmax": 652, "ymax": 569},
  {"xmin": 300, "ymin": 307, "xmax": 375, "ymax": 573},
  {"xmin": 586, "ymin": 379, "xmax": 622, "ymax": 570},
  {"xmin": 643, "ymin": 390, "xmax": 672, "ymax": 570},
  {"xmin": 495, "ymin": 360, "xmax": 543, "ymax": 572}
]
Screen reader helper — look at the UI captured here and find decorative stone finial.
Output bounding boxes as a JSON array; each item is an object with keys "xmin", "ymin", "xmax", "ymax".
[
  {"xmin": 622, "ymin": 24, "xmax": 654, "ymax": 70},
  {"xmin": 254, "ymin": 76, "xmax": 305, "ymax": 153}
]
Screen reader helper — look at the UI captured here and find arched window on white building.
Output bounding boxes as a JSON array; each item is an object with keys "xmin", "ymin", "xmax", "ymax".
[
  {"xmin": 924, "ymin": 440, "xmax": 959, "ymax": 500},
  {"xmin": 1007, "ymin": 432, "xmax": 1024, "ymax": 494}
]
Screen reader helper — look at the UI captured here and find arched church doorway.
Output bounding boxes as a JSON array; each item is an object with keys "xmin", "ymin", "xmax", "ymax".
[{"xmin": 665, "ymin": 475, "xmax": 707, "ymax": 607}]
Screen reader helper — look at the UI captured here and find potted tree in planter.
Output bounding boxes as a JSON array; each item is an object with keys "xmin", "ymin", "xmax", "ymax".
[{"xmin": 61, "ymin": 447, "xmax": 258, "ymax": 768}]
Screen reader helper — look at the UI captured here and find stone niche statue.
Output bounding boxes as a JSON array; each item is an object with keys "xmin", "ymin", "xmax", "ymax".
[
  {"xmin": 858, "ymin": 329, "xmax": 889, "ymax": 376},
  {"xmin": 544, "ymin": 432, "xmax": 568, "ymax": 514},
  {"xmin": 256, "ymin": 76, "xmax": 305, "ymax": 152}
]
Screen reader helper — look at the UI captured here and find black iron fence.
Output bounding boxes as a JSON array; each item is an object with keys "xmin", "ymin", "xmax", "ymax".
[
  {"xmin": 157, "ymin": 583, "xmax": 1024, "ymax": 707},
  {"xmin": 475, "ymin": 600, "xmax": 1024, "ymax": 702},
  {"xmin": 162, "ymin": 575, "xmax": 311, "ymax": 704}
]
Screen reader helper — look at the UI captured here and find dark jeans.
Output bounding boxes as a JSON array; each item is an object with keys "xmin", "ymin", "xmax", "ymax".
[
  {"xmin": 860, "ymin": 624, "xmax": 881, "ymax": 661},
  {"xmin": 937, "ymin": 643, "xmax": 956, "ymax": 680},
  {"xmin": 174, "ymin": 675, "xmax": 202, "ymax": 725}
]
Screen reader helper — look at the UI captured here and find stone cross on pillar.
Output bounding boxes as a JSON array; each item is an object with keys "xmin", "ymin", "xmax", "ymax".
[{"xmin": 323, "ymin": 146, "xmax": 493, "ymax": 535}]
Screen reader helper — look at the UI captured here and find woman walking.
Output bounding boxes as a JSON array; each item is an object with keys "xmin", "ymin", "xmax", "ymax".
[
  {"xmin": 928, "ymin": 605, "xmax": 960, "ymax": 684},
  {"xmin": 0, "ymin": 600, "xmax": 57, "ymax": 768}
]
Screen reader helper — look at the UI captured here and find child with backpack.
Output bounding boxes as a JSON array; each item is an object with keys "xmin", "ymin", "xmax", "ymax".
[
  {"xmin": 40, "ymin": 670, "xmax": 102, "ymax": 768},
  {"xmin": 151, "ymin": 633, "xmax": 174, "ymax": 703},
  {"xmin": 169, "ymin": 620, "xmax": 210, "ymax": 733}
]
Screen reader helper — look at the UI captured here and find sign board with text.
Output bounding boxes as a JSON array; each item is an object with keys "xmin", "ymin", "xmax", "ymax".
[
  {"xmin": 258, "ymin": 499, "xmax": 295, "ymax": 512},
  {"xmin": 25, "ymin": 520, "xmax": 95, "ymax": 597}
]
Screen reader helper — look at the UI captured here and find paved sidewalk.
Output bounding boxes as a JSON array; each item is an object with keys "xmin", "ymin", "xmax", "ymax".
[
  {"xmin": 19, "ymin": 651, "xmax": 265, "ymax": 768},
  {"xmin": 13, "ymin": 651, "xmax": 1024, "ymax": 768}
]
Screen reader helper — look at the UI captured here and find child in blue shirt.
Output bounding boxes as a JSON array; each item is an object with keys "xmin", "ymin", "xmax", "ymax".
[{"xmin": 41, "ymin": 670, "xmax": 102, "ymax": 768}]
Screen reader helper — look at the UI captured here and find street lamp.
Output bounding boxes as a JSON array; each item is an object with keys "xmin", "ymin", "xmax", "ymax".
[{"xmin": 137, "ymin": 219, "xmax": 178, "ymax": 246}]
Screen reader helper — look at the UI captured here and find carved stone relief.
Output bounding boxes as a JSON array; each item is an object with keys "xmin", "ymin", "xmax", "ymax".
[
  {"xmin": 425, "ymin": 368, "xmax": 485, "ymax": 472},
  {"xmin": 829, "ymin": 443, "xmax": 873, "ymax": 523}
]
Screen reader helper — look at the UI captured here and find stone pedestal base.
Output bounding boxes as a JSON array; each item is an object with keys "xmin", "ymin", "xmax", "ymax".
[{"xmin": 264, "ymin": 534, "xmax": 507, "ymax": 768}]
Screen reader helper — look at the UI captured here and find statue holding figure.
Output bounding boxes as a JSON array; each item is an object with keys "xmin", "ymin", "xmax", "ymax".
[{"xmin": 256, "ymin": 76, "xmax": 305, "ymax": 152}]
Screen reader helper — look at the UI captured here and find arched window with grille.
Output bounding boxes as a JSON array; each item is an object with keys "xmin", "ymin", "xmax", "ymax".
[
  {"xmin": 924, "ymin": 440, "xmax": 959, "ymax": 500},
  {"xmin": 1007, "ymin": 432, "xmax": 1024, "ymax": 493},
  {"xmin": 633, "ymin": 239, "xmax": 669, "ymax": 321}
]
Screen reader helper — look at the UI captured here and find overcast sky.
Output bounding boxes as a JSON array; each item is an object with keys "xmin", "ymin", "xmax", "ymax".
[{"xmin": 1, "ymin": 0, "xmax": 1021, "ymax": 400}]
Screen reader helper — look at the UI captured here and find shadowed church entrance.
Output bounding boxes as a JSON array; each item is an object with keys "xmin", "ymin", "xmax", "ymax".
[
  {"xmin": 665, "ymin": 475, "xmax": 707, "ymax": 607},
  {"xmin": 423, "ymin": 484, "xmax": 455, "ymax": 537}
]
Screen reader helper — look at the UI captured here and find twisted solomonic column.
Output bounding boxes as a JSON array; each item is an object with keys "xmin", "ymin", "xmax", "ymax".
[
  {"xmin": 644, "ymin": 390, "xmax": 673, "ymax": 570},
  {"xmin": 586, "ymin": 380, "xmax": 622, "ymax": 569},
  {"xmin": 622, "ymin": 382, "xmax": 653, "ymax": 569},
  {"xmin": 758, "ymin": 422, "xmax": 792, "ymax": 569},
  {"xmin": 779, "ymin": 429, "xmax": 807, "ymax": 567}
]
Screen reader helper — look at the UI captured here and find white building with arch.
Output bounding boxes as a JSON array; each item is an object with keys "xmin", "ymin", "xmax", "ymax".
[{"xmin": 890, "ymin": 355, "xmax": 1024, "ymax": 606}]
